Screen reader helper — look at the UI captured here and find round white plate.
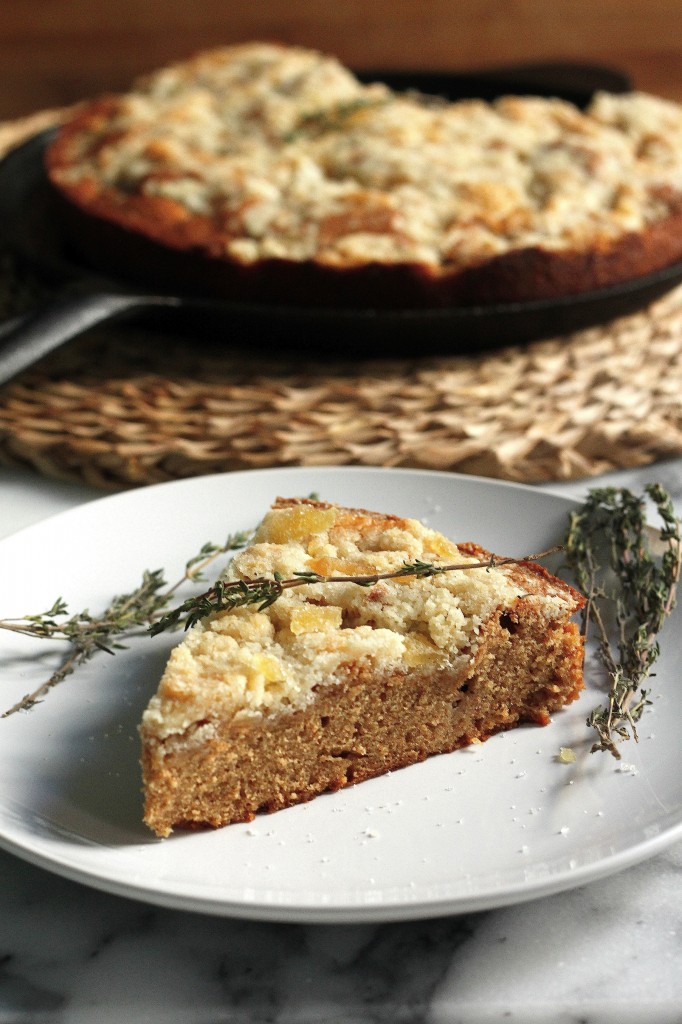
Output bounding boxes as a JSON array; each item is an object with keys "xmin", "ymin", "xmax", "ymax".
[{"xmin": 1, "ymin": 467, "xmax": 680, "ymax": 923}]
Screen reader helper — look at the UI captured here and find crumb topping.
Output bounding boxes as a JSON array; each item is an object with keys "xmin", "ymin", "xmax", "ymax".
[
  {"xmin": 141, "ymin": 499, "xmax": 576, "ymax": 739},
  {"xmin": 48, "ymin": 43, "xmax": 682, "ymax": 273}
]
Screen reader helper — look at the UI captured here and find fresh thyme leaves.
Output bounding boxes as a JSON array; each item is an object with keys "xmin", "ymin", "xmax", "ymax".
[
  {"xmin": 0, "ymin": 530, "xmax": 251, "ymax": 717},
  {"xmin": 1, "ymin": 571, "xmax": 169, "ymax": 717},
  {"xmin": 283, "ymin": 97, "xmax": 389, "ymax": 141},
  {"xmin": 564, "ymin": 484, "xmax": 681, "ymax": 758},
  {"xmin": 149, "ymin": 547, "xmax": 562, "ymax": 636}
]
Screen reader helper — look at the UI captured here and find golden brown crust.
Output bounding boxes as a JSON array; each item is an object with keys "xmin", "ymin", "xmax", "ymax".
[
  {"xmin": 44, "ymin": 172, "xmax": 682, "ymax": 309},
  {"xmin": 456, "ymin": 540, "xmax": 586, "ymax": 608}
]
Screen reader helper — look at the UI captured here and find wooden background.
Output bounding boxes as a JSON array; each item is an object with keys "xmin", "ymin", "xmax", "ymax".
[{"xmin": 1, "ymin": 0, "xmax": 681, "ymax": 120}]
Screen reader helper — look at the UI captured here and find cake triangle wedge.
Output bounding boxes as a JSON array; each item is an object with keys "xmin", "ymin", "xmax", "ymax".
[{"xmin": 141, "ymin": 497, "xmax": 585, "ymax": 837}]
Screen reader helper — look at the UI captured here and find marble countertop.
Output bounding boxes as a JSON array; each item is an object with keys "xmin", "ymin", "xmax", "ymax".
[{"xmin": 1, "ymin": 461, "xmax": 682, "ymax": 1024}]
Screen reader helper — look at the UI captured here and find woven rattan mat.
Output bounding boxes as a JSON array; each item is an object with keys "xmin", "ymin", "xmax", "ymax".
[{"xmin": 1, "ymin": 110, "xmax": 682, "ymax": 491}]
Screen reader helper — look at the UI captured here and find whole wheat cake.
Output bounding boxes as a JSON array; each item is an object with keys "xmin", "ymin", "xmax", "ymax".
[
  {"xmin": 45, "ymin": 42, "xmax": 682, "ymax": 308},
  {"xmin": 140, "ymin": 497, "xmax": 585, "ymax": 837}
]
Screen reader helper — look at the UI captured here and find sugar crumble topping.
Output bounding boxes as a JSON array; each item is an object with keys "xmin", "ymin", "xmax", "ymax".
[
  {"xmin": 50, "ymin": 43, "xmax": 682, "ymax": 273},
  {"xmin": 142, "ymin": 500, "xmax": 576, "ymax": 740}
]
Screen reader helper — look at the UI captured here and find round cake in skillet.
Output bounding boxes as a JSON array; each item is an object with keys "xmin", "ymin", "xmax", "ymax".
[{"xmin": 45, "ymin": 42, "xmax": 682, "ymax": 309}]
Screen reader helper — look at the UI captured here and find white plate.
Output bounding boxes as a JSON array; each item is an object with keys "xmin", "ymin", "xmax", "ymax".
[{"xmin": 1, "ymin": 467, "xmax": 680, "ymax": 923}]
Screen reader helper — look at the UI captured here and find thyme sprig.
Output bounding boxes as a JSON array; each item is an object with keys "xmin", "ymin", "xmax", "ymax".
[
  {"xmin": 1, "ymin": 530, "xmax": 251, "ymax": 717},
  {"xmin": 564, "ymin": 484, "xmax": 681, "ymax": 757},
  {"xmin": 283, "ymin": 97, "xmax": 389, "ymax": 141},
  {"xmin": 148, "ymin": 548, "xmax": 562, "ymax": 636}
]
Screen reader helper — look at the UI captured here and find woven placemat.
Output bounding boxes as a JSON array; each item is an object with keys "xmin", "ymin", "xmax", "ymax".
[{"xmin": 1, "ymin": 110, "xmax": 681, "ymax": 491}]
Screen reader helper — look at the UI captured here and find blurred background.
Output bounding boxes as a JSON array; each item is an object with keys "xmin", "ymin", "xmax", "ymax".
[{"xmin": 1, "ymin": 0, "xmax": 681, "ymax": 119}]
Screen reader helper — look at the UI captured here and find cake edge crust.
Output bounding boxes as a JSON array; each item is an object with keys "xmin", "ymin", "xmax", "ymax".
[{"xmin": 44, "ymin": 166, "xmax": 682, "ymax": 309}]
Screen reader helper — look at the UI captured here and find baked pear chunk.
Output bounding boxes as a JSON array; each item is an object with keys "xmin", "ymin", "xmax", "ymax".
[{"xmin": 141, "ymin": 498, "xmax": 585, "ymax": 836}]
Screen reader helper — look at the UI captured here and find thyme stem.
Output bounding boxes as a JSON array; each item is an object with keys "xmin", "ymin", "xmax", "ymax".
[
  {"xmin": 1, "ymin": 531, "xmax": 251, "ymax": 716},
  {"xmin": 149, "ymin": 546, "xmax": 562, "ymax": 635}
]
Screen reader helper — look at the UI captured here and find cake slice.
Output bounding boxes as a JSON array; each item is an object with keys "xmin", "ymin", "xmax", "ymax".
[{"xmin": 141, "ymin": 497, "xmax": 585, "ymax": 837}]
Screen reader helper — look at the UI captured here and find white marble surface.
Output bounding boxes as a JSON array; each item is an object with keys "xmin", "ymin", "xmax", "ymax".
[{"xmin": 1, "ymin": 461, "xmax": 682, "ymax": 1024}]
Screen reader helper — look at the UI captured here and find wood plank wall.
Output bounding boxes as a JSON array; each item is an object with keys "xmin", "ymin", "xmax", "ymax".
[{"xmin": 1, "ymin": 0, "xmax": 681, "ymax": 120}]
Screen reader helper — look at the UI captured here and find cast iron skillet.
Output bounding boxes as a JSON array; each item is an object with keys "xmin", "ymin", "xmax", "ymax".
[{"xmin": 3, "ymin": 63, "xmax": 682, "ymax": 385}]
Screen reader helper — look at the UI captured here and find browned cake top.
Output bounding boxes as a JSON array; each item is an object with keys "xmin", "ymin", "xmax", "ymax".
[{"xmin": 47, "ymin": 43, "xmax": 682, "ymax": 280}]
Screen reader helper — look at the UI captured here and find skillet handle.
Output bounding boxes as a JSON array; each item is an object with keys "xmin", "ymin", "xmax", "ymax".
[{"xmin": 0, "ymin": 291, "xmax": 181, "ymax": 387}]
